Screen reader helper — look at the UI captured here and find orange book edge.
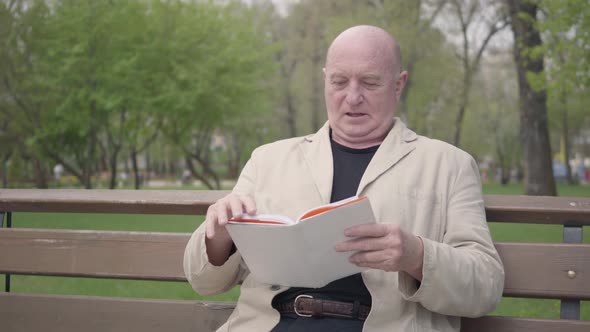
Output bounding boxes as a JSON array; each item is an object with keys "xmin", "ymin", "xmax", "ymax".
[
  {"xmin": 298, "ymin": 196, "xmax": 367, "ymax": 220},
  {"xmin": 229, "ymin": 219, "xmax": 287, "ymax": 225}
]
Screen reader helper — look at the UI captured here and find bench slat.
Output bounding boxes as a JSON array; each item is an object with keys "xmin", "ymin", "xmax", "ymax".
[
  {"xmin": 1, "ymin": 293, "xmax": 588, "ymax": 332},
  {"xmin": 1, "ymin": 190, "xmax": 590, "ymax": 225},
  {"xmin": 496, "ymin": 242, "xmax": 590, "ymax": 300},
  {"xmin": 0, "ymin": 189, "xmax": 229, "ymax": 215},
  {"xmin": 484, "ymin": 194, "xmax": 590, "ymax": 225},
  {"xmin": 461, "ymin": 316, "xmax": 590, "ymax": 332},
  {"xmin": 0, "ymin": 293, "xmax": 233, "ymax": 332},
  {"xmin": 1, "ymin": 228, "xmax": 590, "ymax": 301},
  {"xmin": 0, "ymin": 228, "xmax": 189, "ymax": 281}
]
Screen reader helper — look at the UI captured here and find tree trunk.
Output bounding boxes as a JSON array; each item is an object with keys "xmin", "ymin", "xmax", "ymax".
[
  {"xmin": 82, "ymin": 171, "xmax": 92, "ymax": 189},
  {"xmin": 108, "ymin": 147, "xmax": 120, "ymax": 190},
  {"xmin": 31, "ymin": 157, "xmax": 49, "ymax": 189},
  {"xmin": 131, "ymin": 149, "xmax": 141, "ymax": 189},
  {"xmin": 98, "ymin": 142, "xmax": 109, "ymax": 174},
  {"xmin": 185, "ymin": 155, "xmax": 219, "ymax": 190},
  {"xmin": 496, "ymin": 145, "xmax": 509, "ymax": 185},
  {"xmin": 399, "ymin": 60, "xmax": 415, "ymax": 123},
  {"xmin": 309, "ymin": 8, "xmax": 324, "ymax": 133},
  {"xmin": 1, "ymin": 164, "xmax": 6, "ymax": 188},
  {"xmin": 225, "ymin": 135, "xmax": 242, "ymax": 179},
  {"xmin": 453, "ymin": 67, "xmax": 473, "ymax": 147},
  {"xmin": 145, "ymin": 151, "xmax": 152, "ymax": 183},
  {"xmin": 560, "ymin": 87, "xmax": 573, "ymax": 184},
  {"xmin": 507, "ymin": 0, "xmax": 557, "ymax": 196},
  {"xmin": 1, "ymin": 153, "xmax": 11, "ymax": 188},
  {"xmin": 285, "ymin": 91, "xmax": 297, "ymax": 137},
  {"xmin": 310, "ymin": 50, "xmax": 322, "ymax": 132},
  {"xmin": 500, "ymin": 168, "xmax": 510, "ymax": 185}
]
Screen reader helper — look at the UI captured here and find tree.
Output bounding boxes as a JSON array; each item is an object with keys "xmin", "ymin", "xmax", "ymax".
[
  {"xmin": 154, "ymin": 0, "xmax": 276, "ymax": 189},
  {"xmin": 538, "ymin": 0, "xmax": 590, "ymax": 184},
  {"xmin": 0, "ymin": 0, "xmax": 54, "ymax": 188},
  {"xmin": 270, "ymin": 3, "xmax": 301, "ymax": 137},
  {"xmin": 446, "ymin": 0, "xmax": 509, "ymax": 147},
  {"xmin": 507, "ymin": 0, "xmax": 556, "ymax": 195}
]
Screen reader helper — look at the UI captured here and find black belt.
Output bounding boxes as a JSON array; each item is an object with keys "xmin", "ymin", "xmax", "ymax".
[{"xmin": 274, "ymin": 295, "xmax": 370, "ymax": 321}]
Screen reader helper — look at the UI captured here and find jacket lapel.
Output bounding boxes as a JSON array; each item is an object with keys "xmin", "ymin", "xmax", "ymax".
[
  {"xmin": 299, "ymin": 122, "xmax": 334, "ymax": 204},
  {"xmin": 357, "ymin": 119, "xmax": 418, "ymax": 195}
]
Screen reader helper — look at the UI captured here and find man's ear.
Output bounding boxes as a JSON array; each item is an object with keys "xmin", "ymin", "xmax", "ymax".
[
  {"xmin": 322, "ymin": 67, "xmax": 326, "ymax": 80},
  {"xmin": 395, "ymin": 71, "xmax": 409, "ymax": 99}
]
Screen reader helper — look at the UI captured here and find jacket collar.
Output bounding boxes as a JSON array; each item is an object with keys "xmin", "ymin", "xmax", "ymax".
[
  {"xmin": 299, "ymin": 118, "xmax": 418, "ymax": 203},
  {"xmin": 357, "ymin": 119, "xmax": 417, "ymax": 194}
]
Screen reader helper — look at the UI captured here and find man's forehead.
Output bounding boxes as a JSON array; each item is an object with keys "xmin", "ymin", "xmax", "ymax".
[
  {"xmin": 325, "ymin": 26, "xmax": 401, "ymax": 74},
  {"xmin": 326, "ymin": 57, "xmax": 392, "ymax": 78},
  {"xmin": 328, "ymin": 70, "xmax": 384, "ymax": 80}
]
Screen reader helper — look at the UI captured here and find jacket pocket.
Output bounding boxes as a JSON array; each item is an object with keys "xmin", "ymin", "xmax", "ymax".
[{"xmin": 383, "ymin": 189, "xmax": 444, "ymax": 242}]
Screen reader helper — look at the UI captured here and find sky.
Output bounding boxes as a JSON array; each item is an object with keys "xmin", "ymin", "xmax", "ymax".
[
  {"xmin": 242, "ymin": 0, "xmax": 299, "ymax": 16},
  {"xmin": 243, "ymin": 0, "xmax": 514, "ymax": 55}
]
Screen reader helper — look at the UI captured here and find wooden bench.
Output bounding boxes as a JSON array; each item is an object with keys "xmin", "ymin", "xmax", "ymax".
[{"xmin": 0, "ymin": 189, "xmax": 589, "ymax": 331}]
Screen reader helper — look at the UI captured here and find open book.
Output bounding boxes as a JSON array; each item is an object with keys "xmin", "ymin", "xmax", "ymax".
[{"xmin": 226, "ymin": 196, "xmax": 376, "ymax": 288}]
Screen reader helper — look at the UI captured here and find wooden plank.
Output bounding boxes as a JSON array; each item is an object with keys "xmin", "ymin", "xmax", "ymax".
[
  {"xmin": 497, "ymin": 242, "xmax": 590, "ymax": 300},
  {"xmin": 2, "ymin": 229, "xmax": 589, "ymax": 301},
  {"xmin": 461, "ymin": 316, "xmax": 590, "ymax": 332},
  {"xmin": 1, "ymin": 293, "xmax": 589, "ymax": 332},
  {"xmin": 485, "ymin": 195, "xmax": 590, "ymax": 225},
  {"xmin": 0, "ymin": 228, "xmax": 189, "ymax": 281},
  {"xmin": 1, "ymin": 190, "xmax": 589, "ymax": 225},
  {"xmin": 0, "ymin": 189, "xmax": 229, "ymax": 215},
  {"xmin": 0, "ymin": 293, "xmax": 234, "ymax": 332}
]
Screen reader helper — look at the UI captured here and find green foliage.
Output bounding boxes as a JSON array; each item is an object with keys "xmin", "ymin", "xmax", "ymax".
[
  {"xmin": 2, "ymin": 0, "xmax": 589, "ymax": 187},
  {"xmin": 0, "ymin": 0, "xmax": 277, "ymax": 187},
  {"xmin": 537, "ymin": 0, "xmax": 590, "ymax": 147}
]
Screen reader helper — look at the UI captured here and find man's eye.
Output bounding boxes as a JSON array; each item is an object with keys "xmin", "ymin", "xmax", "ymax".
[
  {"xmin": 332, "ymin": 80, "xmax": 347, "ymax": 86},
  {"xmin": 363, "ymin": 82, "xmax": 378, "ymax": 87}
]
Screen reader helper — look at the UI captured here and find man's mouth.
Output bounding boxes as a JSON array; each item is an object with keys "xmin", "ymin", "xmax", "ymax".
[{"xmin": 346, "ymin": 112, "xmax": 365, "ymax": 117}]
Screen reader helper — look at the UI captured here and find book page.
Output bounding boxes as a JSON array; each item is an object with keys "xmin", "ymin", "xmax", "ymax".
[
  {"xmin": 229, "ymin": 196, "xmax": 364, "ymax": 226},
  {"xmin": 228, "ymin": 214, "xmax": 294, "ymax": 225},
  {"xmin": 226, "ymin": 197, "xmax": 376, "ymax": 288}
]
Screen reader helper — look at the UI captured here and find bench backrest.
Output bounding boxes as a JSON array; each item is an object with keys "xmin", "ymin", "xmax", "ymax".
[{"xmin": 0, "ymin": 189, "xmax": 589, "ymax": 331}]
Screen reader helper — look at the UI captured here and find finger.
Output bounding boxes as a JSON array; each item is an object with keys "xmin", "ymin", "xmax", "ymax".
[
  {"xmin": 229, "ymin": 196, "xmax": 245, "ymax": 219},
  {"xmin": 349, "ymin": 250, "xmax": 395, "ymax": 266},
  {"xmin": 344, "ymin": 223, "xmax": 397, "ymax": 237},
  {"xmin": 349, "ymin": 250, "xmax": 403, "ymax": 272},
  {"xmin": 335, "ymin": 236, "xmax": 393, "ymax": 252},
  {"xmin": 351, "ymin": 260, "xmax": 389, "ymax": 270},
  {"xmin": 216, "ymin": 200, "xmax": 230, "ymax": 226},
  {"xmin": 206, "ymin": 207, "xmax": 217, "ymax": 239},
  {"xmin": 241, "ymin": 195, "xmax": 257, "ymax": 215}
]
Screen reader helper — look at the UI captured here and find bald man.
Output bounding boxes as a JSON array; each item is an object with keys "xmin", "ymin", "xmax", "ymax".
[{"xmin": 184, "ymin": 25, "xmax": 504, "ymax": 332}]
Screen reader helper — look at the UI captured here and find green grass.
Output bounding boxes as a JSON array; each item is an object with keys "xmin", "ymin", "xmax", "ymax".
[{"xmin": 1, "ymin": 183, "xmax": 589, "ymax": 320}]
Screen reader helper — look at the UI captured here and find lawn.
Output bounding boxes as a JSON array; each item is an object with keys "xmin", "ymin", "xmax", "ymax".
[{"xmin": 1, "ymin": 183, "xmax": 589, "ymax": 319}]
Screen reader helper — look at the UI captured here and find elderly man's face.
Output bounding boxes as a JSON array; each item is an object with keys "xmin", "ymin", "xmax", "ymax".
[{"xmin": 324, "ymin": 40, "xmax": 405, "ymax": 148}]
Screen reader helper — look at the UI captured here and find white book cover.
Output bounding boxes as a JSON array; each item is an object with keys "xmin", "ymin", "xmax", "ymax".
[{"xmin": 226, "ymin": 196, "xmax": 376, "ymax": 288}]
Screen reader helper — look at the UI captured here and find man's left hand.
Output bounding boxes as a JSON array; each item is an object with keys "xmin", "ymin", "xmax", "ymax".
[{"xmin": 335, "ymin": 223, "xmax": 424, "ymax": 281}]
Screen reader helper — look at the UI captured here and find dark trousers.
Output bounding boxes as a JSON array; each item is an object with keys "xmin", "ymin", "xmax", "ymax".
[{"xmin": 271, "ymin": 315, "xmax": 364, "ymax": 332}]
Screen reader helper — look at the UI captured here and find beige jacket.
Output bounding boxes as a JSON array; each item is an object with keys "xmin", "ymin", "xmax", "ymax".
[{"xmin": 184, "ymin": 119, "xmax": 504, "ymax": 331}]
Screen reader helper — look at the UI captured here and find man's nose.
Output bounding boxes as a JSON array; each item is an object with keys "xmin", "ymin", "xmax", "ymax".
[{"xmin": 345, "ymin": 83, "xmax": 363, "ymax": 106}]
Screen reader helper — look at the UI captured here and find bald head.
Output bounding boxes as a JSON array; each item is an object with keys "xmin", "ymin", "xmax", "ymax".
[
  {"xmin": 323, "ymin": 25, "xmax": 408, "ymax": 149},
  {"xmin": 325, "ymin": 25, "xmax": 402, "ymax": 76}
]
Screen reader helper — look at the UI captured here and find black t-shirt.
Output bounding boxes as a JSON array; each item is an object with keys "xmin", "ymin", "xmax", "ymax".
[{"xmin": 271, "ymin": 134, "xmax": 379, "ymax": 330}]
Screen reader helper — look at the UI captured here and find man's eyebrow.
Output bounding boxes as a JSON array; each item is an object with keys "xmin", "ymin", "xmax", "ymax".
[
  {"xmin": 329, "ymin": 73, "xmax": 347, "ymax": 80},
  {"xmin": 361, "ymin": 74, "xmax": 382, "ymax": 81}
]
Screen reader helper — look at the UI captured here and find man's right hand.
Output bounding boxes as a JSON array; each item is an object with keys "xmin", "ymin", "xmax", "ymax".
[{"xmin": 204, "ymin": 193, "xmax": 256, "ymax": 265}]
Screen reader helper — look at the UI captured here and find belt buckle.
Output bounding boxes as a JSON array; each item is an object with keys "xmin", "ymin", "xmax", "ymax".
[{"xmin": 293, "ymin": 294, "xmax": 313, "ymax": 317}]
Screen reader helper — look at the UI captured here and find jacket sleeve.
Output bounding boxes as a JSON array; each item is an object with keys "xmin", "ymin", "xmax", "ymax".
[
  {"xmin": 398, "ymin": 153, "xmax": 505, "ymax": 317},
  {"xmin": 183, "ymin": 149, "xmax": 259, "ymax": 296}
]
